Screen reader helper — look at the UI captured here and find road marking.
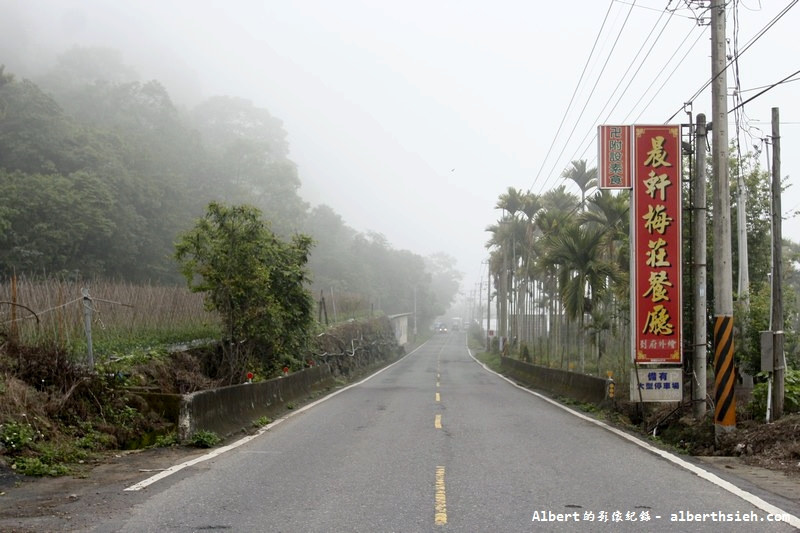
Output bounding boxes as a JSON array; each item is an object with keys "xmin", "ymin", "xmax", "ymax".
[
  {"xmin": 434, "ymin": 414, "xmax": 442, "ymax": 429},
  {"xmin": 465, "ymin": 343, "xmax": 800, "ymax": 529},
  {"xmin": 124, "ymin": 342, "xmax": 429, "ymax": 491},
  {"xmin": 435, "ymin": 466, "xmax": 447, "ymax": 525},
  {"xmin": 435, "ymin": 392, "xmax": 440, "ymax": 402}
]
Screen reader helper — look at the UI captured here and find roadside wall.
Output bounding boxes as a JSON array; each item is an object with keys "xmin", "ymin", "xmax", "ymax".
[
  {"xmin": 135, "ymin": 317, "xmax": 403, "ymax": 442},
  {"xmin": 177, "ymin": 364, "xmax": 335, "ymax": 441},
  {"xmin": 500, "ymin": 357, "xmax": 608, "ymax": 404}
]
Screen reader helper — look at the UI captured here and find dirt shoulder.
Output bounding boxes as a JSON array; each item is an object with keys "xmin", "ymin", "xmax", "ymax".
[{"xmin": 0, "ymin": 445, "xmax": 210, "ymax": 533}]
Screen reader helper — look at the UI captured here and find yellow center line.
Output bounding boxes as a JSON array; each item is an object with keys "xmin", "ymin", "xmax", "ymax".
[
  {"xmin": 435, "ymin": 466, "xmax": 447, "ymax": 525},
  {"xmin": 434, "ymin": 414, "xmax": 442, "ymax": 429},
  {"xmin": 435, "ymin": 392, "xmax": 440, "ymax": 402}
]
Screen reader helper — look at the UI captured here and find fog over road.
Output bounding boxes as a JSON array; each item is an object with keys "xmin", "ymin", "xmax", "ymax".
[{"xmin": 96, "ymin": 335, "xmax": 800, "ymax": 532}]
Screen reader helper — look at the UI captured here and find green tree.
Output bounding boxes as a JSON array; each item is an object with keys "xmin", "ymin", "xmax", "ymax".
[
  {"xmin": 0, "ymin": 170, "xmax": 116, "ymax": 276},
  {"xmin": 425, "ymin": 252, "xmax": 463, "ymax": 318},
  {"xmin": 174, "ymin": 203, "xmax": 314, "ymax": 381},
  {"xmin": 562, "ymin": 159, "xmax": 597, "ymax": 211},
  {"xmin": 189, "ymin": 96, "xmax": 307, "ymax": 234},
  {"xmin": 541, "ymin": 223, "xmax": 616, "ymax": 372}
]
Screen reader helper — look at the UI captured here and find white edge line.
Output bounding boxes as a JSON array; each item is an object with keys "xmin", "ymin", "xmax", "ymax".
[
  {"xmin": 125, "ymin": 342, "xmax": 428, "ymax": 492},
  {"xmin": 465, "ymin": 342, "xmax": 800, "ymax": 529}
]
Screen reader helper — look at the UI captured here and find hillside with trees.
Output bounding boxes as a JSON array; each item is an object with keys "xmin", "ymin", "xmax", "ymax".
[{"xmin": 0, "ymin": 48, "xmax": 460, "ymax": 325}]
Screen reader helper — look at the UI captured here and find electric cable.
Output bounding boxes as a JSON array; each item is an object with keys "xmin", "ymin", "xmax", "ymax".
[
  {"xmin": 533, "ymin": 0, "xmax": 639, "ymax": 196},
  {"xmin": 528, "ymin": 1, "xmax": 616, "ymax": 195},
  {"xmin": 567, "ymin": 9, "xmax": 696, "ymax": 172},
  {"xmin": 728, "ymin": 68, "xmax": 800, "ymax": 114},
  {"xmin": 665, "ymin": 0, "xmax": 798, "ymax": 122}
]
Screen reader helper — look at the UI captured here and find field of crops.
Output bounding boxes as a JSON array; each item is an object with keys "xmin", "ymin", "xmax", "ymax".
[{"xmin": 0, "ymin": 276, "xmax": 221, "ymax": 358}]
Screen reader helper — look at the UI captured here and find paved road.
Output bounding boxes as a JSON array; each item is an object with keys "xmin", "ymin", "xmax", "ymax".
[{"xmin": 95, "ymin": 334, "xmax": 800, "ymax": 532}]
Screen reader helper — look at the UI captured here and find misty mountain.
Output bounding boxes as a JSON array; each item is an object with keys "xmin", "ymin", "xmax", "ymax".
[{"xmin": 0, "ymin": 47, "xmax": 460, "ymax": 323}]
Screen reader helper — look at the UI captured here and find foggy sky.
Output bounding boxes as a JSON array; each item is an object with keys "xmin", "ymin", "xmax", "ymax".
[{"xmin": 2, "ymin": 0, "xmax": 799, "ymax": 308}]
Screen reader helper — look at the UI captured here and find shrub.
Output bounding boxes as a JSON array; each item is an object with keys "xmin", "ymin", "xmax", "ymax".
[
  {"xmin": 189, "ymin": 430, "xmax": 220, "ymax": 448},
  {"xmin": 153, "ymin": 432, "xmax": 178, "ymax": 447},
  {"xmin": 0, "ymin": 420, "xmax": 41, "ymax": 453},
  {"xmin": 12, "ymin": 456, "xmax": 70, "ymax": 477},
  {"xmin": 253, "ymin": 416, "xmax": 271, "ymax": 427},
  {"xmin": 749, "ymin": 369, "xmax": 800, "ymax": 418}
]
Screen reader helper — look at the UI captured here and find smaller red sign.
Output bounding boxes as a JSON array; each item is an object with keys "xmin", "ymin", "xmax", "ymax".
[{"xmin": 598, "ymin": 125, "xmax": 632, "ymax": 189}]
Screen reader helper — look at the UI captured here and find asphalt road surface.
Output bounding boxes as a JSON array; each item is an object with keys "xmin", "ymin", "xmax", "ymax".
[{"xmin": 91, "ymin": 333, "xmax": 800, "ymax": 532}]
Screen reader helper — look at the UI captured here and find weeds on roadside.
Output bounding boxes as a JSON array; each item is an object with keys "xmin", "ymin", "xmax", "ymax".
[
  {"xmin": 189, "ymin": 430, "xmax": 220, "ymax": 448},
  {"xmin": 11, "ymin": 456, "xmax": 70, "ymax": 477},
  {"xmin": 253, "ymin": 416, "xmax": 272, "ymax": 428},
  {"xmin": 153, "ymin": 432, "xmax": 178, "ymax": 448}
]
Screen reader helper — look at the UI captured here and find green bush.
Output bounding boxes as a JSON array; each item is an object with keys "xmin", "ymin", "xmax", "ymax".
[
  {"xmin": 189, "ymin": 430, "xmax": 220, "ymax": 448},
  {"xmin": 0, "ymin": 420, "xmax": 41, "ymax": 453},
  {"xmin": 75, "ymin": 430, "xmax": 117, "ymax": 451},
  {"xmin": 750, "ymin": 369, "xmax": 800, "ymax": 418},
  {"xmin": 12, "ymin": 456, "xmax": 70, "ymax": 477},
  {"xmin": 253, "ymin": 416, "xmax": 272, "ymax": 428},
  {"xmin": 153, "ymin": 432, "xmax": 178, "ymax": 448}
]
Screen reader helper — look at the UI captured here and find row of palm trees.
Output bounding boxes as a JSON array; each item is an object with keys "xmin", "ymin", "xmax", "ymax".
[{"xmin": 485, "ymin": 160, "xmax": 631, "ymax": 377}]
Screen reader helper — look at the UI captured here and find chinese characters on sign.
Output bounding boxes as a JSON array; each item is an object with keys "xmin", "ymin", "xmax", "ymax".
[
  {"xmin": 632, "ymin": 126, "xmax": 682, "ymax": 364},
  {"xmin": 598, "ymin": 125, "xmax": 631, "ymax": 189},
  {"xmin": 630, "ymin": 368, "xmax": 682, "ymax": 402}
]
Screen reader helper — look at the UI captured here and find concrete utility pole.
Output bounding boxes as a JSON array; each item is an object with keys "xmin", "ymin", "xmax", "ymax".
[
  {"xmin": 694, "ymin": 114, "xmax": 708, "ymax": 420},
  {"xmin": 737, "ymin": 150, "xmax": 750, "ymax": 312},
  {"xmin": 771, "ymin": 107, "xmax": 785, "ymax": 419},
  {"xmin": 413, "ymin": 286, "xmax": 418, "ymax": 342},
  {"xmin": 487, "ymin": 273, "xmax": 491, "ymax": 352},
  {"xmin": 711, "ymin": 0, "xmax": 736, "ymax": 435}
]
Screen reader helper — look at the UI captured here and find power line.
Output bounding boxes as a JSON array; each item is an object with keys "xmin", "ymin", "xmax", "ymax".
[
  {"xmin": 665, "ymin": 0, "xmax": 798, "ymax": 122},
  {"xmin": 527, "ymin": 1, "xmax": 615, "ymax": 195},
  {"xmin": 565, "ymin": 7, "xmax": 687, "ymax": 169},
  {"xmin": 738, "ymin": 75, "xmax": 800, "ymax": 92},
  {"xmin": 532, "ymin": 0, "xmax": 639, "ymax": 196},
  {"xmin": 571, "ymin": 21, "xmax": 706, "ymax": 169},
  {"xmin": 728, "ymin": 68, "xmax": 800, "ymax": 114},
  {"xmin": 615, "ymin": 0, "xmax": 699, "ymax": 18}
]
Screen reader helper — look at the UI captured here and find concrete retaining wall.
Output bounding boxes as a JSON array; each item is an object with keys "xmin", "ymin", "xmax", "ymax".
[
  {"xmin": 177, "ymin": 364, "xmax": 335, "ymax": 441},
  {"xmin": 501, "ymin": 357, "xmax": 609, "ymax": 404}
]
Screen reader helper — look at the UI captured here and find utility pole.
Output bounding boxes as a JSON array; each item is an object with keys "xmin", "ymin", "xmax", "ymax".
[
  {"xmin": 711, "ymin": 0, "xmax": 735, "ymax": 435},
  {"xmin": 737, "ymin": 152, "xmax": 750, "ymax": 313},
  {"xmin": 413, "ymin": 286, "xmax": 418, "ymax": 342},
  {"xmin": 694, "ymin": 114, "xmax": 708, "ymax": 420},
  {"xmin": 82, "ymin": 288, "xmax": 95, "ymax": 369},
  {"xmin": 487, "ymin": 272, "xmax": 491, "ymax": 352},
  {"xmin": 771, "ymin": 107, "xmax": 785, "ymax": 419}
]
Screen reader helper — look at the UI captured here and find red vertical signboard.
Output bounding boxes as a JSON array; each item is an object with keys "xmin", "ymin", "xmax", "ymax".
[
  {"xmin": 598, "ymin": 125, "xmax": 632, "ymax": 189},
  {"xmin": 632, "ymin": 125, "xmax": 682, "ymax": 364}
]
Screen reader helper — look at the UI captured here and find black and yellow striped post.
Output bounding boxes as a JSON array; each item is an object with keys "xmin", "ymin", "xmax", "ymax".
[{"xmin": 713, "ymin": 315, "xmax": 736, "ymax": 433}]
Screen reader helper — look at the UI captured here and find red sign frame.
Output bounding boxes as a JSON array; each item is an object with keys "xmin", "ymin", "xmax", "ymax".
[
  {"xmin": 631, "ymin": 125, "xmax": 682, "ymax": 364},
  {"xmin": 598, "ymin": 125, "xmax": 632, "ymax": 189}
]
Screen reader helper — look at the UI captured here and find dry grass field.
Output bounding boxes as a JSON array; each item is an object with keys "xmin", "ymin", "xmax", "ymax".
[{"xmin": 0, "ymin": 276, "xmax": 219, "ymax": 357}]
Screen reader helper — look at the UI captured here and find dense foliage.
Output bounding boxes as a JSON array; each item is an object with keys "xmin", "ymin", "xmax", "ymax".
[
  {"xmin": 486, "ymin": 155, "xmax": 800, "ymax": 380},
  {"xmin": 175, "ymin": 202, "xmax": 314, "ymax": 378},
  {"xmin": 0, "ymin": 48, "xmax": 460, "ymax": 327}
]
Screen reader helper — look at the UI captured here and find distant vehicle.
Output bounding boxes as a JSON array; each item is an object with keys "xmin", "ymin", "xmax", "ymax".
[{"xmin": 434, "ymin": 322, "xmax": 448, "ymax": 333}]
